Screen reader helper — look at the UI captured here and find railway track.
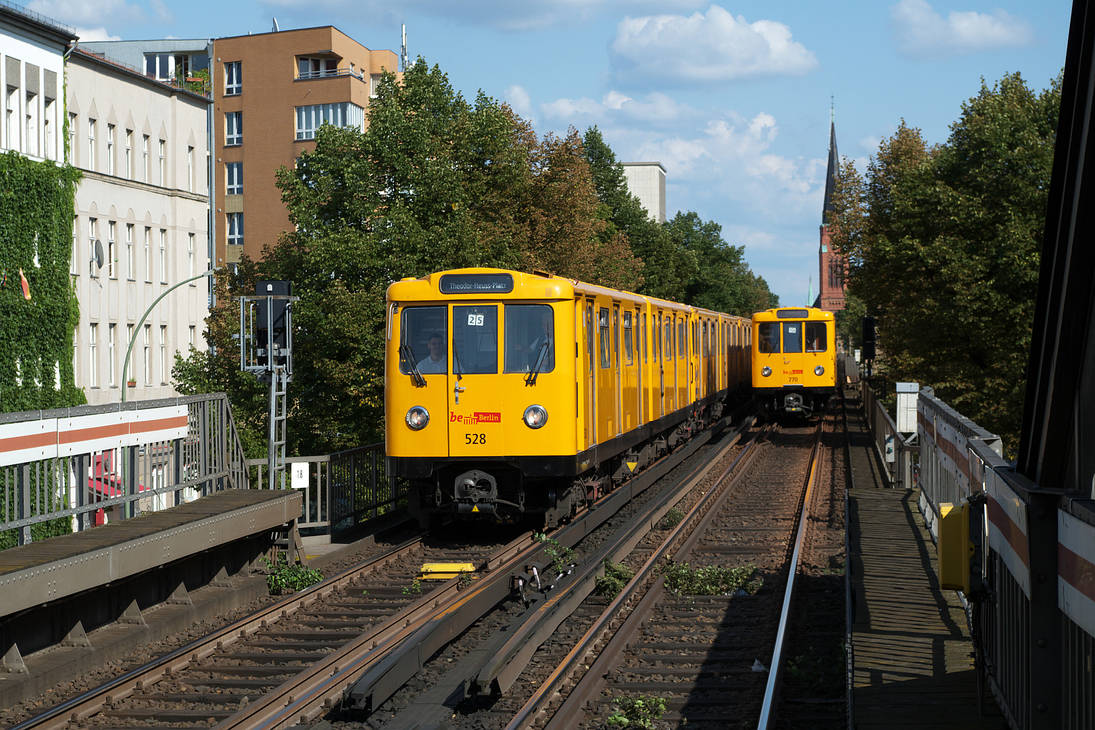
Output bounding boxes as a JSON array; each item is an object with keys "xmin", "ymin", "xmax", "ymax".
[{"xmin": 501, "ymin": 416, "xmax": 831, "ymax": 730}]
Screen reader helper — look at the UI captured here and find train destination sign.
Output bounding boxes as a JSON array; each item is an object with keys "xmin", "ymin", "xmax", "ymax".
[{"xmin": 439, "ymin": 273, "xmax": 514, "ymax": 294}]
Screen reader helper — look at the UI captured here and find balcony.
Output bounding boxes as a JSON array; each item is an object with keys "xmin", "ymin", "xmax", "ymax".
[{"xmin": 296, "ymin": 68, "xmax": 365, "ymax": 82}]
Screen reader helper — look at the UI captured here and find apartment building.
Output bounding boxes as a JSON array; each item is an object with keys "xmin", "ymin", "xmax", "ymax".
[
  {"xmin": 212, "ymin": 27, "xmax": 398, "ymax": 265},
  {"xmin": 0, "ymin": 4, "xmax": 74, "ymax": 161},
  {"xmin": 67, "ymin": 48, "xmax": 210, "ymax": 405},
  {"xmin": 621, "ymin": 162, "xmax": 667, "ymax": 224}
]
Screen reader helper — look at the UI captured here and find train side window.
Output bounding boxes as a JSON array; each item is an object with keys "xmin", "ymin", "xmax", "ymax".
[
  {"xmin": 623, "ymin": 311, "xmax": 633, "ymax": 365},
  {"xmin": 453, "ymin": 305, "xmax": 498, "ymax": 373},
  {"xmin": 664, "ymin": 318, "xmax": 672, "ymax": 359},
  {"xmin": 782, "ymin": 321, "xmax": 803, "ymax": 354},
  {"xmin": 805, "ymin": 322, "xmax": 827, "ymax": 352},
  {"xmin": 504, "ymin": 304, "xmax": 554, "ymax": 373},
  {"xmin": 599, "ymin": 307, "xmax": 610, "ymax": 368},
  {"xmin": 586, "ymin": 302, "xmax": 594, "ymax": 372},
  {"xmin": 758, "ymin": 323, "xmax": 780, "ymax": 353},
  {"xmin": 653, "ymin": 315, "xmax": 659, "ymax": 361},
  {"xmin": 642, "ymin": 313, "xmax": 647, "ymax": 363},
  {"xmin": 400, "ymin": 305, "xmax": 446, "ymax": 374},
  {"xmin": 613, "ymin": 307, "xmax": 620, "ymax": 367},
  {"xmin": 677, "ymin": 321, "xmax": 686, "ymax": 358},
  {"xmin": 702, "ymin": 321, "xmax": 709, "ymax": 356}
]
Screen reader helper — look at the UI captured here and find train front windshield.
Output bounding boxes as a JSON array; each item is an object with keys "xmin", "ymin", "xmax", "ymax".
[
  {"xmin": 758, "ymin": 321, "xmax": 827, "ymax": 353},
  {"xmin": 400, "ymin": 304, "xmax": 555, "ymax": 375}
]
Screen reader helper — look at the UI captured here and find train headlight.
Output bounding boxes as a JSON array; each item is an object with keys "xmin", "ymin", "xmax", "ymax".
[
  {"xmin": 523, "ymin": 405, "xmax": 548, "ymax": 429},
  {"xmin": 761, "ymin": 366, "xmax": 772, "ymax": 377},
  {"xmin": 405, "ymin": 406, "xmax": 430, "ymax": 430},
  {"xmin": 814, "ymin": 365, "xmax": 825, "ymax": 376}
]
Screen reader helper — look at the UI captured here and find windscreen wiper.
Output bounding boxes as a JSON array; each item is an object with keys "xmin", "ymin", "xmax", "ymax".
[
  {"xmin": 399, "ymin": 344, "xmax": 426, "ymax": 387},
  {"xmin": 525, "ymin": 341, "xmax": 549, "ymax": 386}
]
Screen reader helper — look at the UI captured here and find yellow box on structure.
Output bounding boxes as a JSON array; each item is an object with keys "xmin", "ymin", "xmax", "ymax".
[
  {"xmin": 750, "ymin": 307, "xmax": 837, "ymax": 418},
  {"xmin": 938, "ymin": 502, "xmax": 971, "ymax": 593},
  {"xmin": 385, "ymin": 268, "xmax": 752, "ymax": 528},
  {"xmin": 420, "ymin": 562, "xmax": 477, "ymax": 580}
]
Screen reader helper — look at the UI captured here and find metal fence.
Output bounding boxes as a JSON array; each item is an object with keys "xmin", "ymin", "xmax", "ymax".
[
  {"xmin": 860, "ymin": 381, "xmax": 917, "ymax": 490},
  {"xmin": 0, "ymin": 394, "xmax": 249, "ymax": 547},
  {"xmin": 247, "ymin": 442, "xmax": 404, "ymax": 537}
]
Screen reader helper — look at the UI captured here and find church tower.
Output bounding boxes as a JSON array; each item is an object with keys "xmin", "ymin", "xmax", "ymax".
[{"xmin": 817, "ymin": 120, "xmax": 846, "ymax": 312}]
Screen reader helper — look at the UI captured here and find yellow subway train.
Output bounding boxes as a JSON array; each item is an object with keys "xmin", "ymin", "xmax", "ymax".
[
  {"xmin": 750, "ymin": 306, "xmax": 837, "ymax": 417},
  {"xmin": 385, "ymin": 268, "xmax": 751, "ymax": 527}
]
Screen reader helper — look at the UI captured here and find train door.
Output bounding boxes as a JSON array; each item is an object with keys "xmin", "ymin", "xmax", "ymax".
[
  {"xmin": 677, "ymin": 317, "xmax": 687, "ymax": 408},
  {"xmin": 596, "ymin": 305, "xmax": 613, "ymax": 439},
  {"xmin": 583, "ymin": 299, "xmax": 595, "ymax": 450},
  {"xmin": 613, "ymin": 303, "xmax": 622, "ymax": 435},
  {"xmin": 447, "ymin": 303, "xmax": 504, "ymax": 457},
  {"xmin": 665, "ymin": 315, "xmax": 675, "ymax": 413},
  {"xmin": 639, "ymin": 309, "xmax": 646, "ymax": 424}
]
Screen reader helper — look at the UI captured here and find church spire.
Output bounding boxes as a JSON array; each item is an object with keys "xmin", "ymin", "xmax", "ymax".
[{"xmin": 821, "ymin": 111, "xmax": 838, "ymax": 225}]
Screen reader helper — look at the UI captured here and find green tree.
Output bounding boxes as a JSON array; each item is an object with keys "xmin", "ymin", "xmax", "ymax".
[{"xmin": 829, "ymin": 73, "xmax": 1059, "ymax": 452}]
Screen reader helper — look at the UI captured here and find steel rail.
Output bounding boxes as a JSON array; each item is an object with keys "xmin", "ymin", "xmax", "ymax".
[
  {"xmin": 474, "ymin": 422, "xmax": 753, "ymax": 697},
  {"xmin": 13, "ymin": 533, "xmax": 425, "ymax": 730},
  {"xmin": 757, "ymin": 418, "xmax": 827, "ymax": 729},
  {"xmin": 508, "ymin": 423, "xmax": 772, "ymax": 730},
  {"xmin": 222, "ymin": 413, "xmax": 739, "ymax": 728}
]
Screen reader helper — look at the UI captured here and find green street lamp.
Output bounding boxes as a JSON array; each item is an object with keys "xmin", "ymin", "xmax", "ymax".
[{"xmin": 121, "ymin": 269, "xmax": 217, "ymax": 403}]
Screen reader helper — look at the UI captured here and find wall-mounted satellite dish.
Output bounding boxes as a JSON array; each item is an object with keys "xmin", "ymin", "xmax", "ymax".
[{"xmin": 92, "ymin": 239, "xmax": 104, "ymax": 270}]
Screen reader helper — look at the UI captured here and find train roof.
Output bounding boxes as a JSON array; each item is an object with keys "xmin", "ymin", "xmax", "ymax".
[{"xmin": 751, "ymin": 306, "xmax": 834, "ymax": 322}]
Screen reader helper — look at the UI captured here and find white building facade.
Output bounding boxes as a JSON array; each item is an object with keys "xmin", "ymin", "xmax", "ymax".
[
  {"xmin": 0, "ymin": 6, "xmax": 73, "ymax": 162},
  {"xmin": 68, "ymin": 49, "xmax": 210, "ymax": 405},
  {"xmin": 621, "ymin": 162, "xmax": 667, "ymax": 224}
]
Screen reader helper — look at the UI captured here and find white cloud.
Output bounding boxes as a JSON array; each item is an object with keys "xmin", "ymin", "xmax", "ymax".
[
  {"xmin": 29, "ymin": 0, "xmax": 141, "ymax": 27},
  {"xmin": 76, "ymin": 27, "xmax": 122, "ymax": 41},
  {"xmin": 892, "ymin": 0, "xmax": 1033, "ymax": 56},
  {"xmin": 259, "ymin": 0, "xmax": 704, "ymax": 32},
  {"xmin": 542, "ymin": 91, "xmax": 691, "ymax": 126},
  {"xmin": 504, "ymin": 85, "xmax": 534, "ymax": 120},
  {"xmin": 610, "ymin": 6, "xmax": 817, "ymax": 86}
]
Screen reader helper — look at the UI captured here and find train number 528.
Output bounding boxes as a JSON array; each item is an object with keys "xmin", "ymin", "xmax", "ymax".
[{"xmin": 465, "ymin": 433, "xmax": 486, "ymax": 445}]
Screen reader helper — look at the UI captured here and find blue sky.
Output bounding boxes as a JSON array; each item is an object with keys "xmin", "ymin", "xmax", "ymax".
[{"xmin": 31, "ymin": 0, "xmax": 1072, "ymax": 305}]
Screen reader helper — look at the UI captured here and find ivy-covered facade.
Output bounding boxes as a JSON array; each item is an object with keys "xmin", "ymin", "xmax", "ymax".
[{"xmin": 0, "ymin": 151, "xmax": 84, "ymax": 411}]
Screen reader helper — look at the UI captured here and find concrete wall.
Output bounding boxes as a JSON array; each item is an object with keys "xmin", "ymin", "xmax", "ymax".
[
  {"xmin": 67, "ymin": 51, "xmax": 210, "ymax": 405},
  {"xmin": 621, "ymin": 162, "xmax": 666, "ymax": 223}
]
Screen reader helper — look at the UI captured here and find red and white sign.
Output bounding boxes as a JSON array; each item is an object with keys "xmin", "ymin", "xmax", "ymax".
[
  {"xmin": 1058, "ymin": 511, "xmax": 1095, "ymax": 638},
  {"xmin": 0, "ymin": 406, "xmax": 189, "ymax": 467},
  {"xmin": 985, "ymin": 467, "xmax": 1030, "ymax": 598}
]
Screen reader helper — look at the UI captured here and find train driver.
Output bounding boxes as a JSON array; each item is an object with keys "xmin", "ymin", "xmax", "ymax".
[{"xmin": 417, "ymin": 334, "xmax": 446, "ymax": 373}]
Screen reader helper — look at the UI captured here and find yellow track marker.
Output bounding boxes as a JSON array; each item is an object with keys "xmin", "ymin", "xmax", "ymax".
[{"xmin": 419, "ymin": 562, "xmax": 477, "ymax": 581}]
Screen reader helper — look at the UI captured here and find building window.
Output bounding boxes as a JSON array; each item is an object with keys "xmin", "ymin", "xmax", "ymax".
[
  {"xmin": 144, "ymin": 227, "xmax": 152, "ymax": 282},
  {"xmin": 43, "ymin": 97, "xmax": 54, "ymax": 160},
  {"xmin": 159, "ymin": 325, "xmax": 167, "ymax": 384},
  {"xmin": 143, "ymin": 324, "xmax": 151, "ymax": 385},
  {"xmin": 371, "ymin": 74, "xmax": 381, "ymax": 98},
  {"xmin": 159, "ymin": 229, "xmax": 167, "ymax": 283},
  {"xmin": 297, "ymin": 57, "xmax": 337, "ymax": 79},
  {"xmin": 106, "ymin": 124, "xmax": 115, "ymax": 175},
  {"xmin": 108, "ymin": 323, "xmax": 116, "ymax": 387},
  {"xmin": 145, "ymin": 53, "xmax": 171, "ymax": 81},
  {"xmin": 88, "ymin": 118, "xmax": 96, "ymax": 170},
  {"xmin": 89, "ymin": 323, "xmax": 98, "ymax": 387},
  {"xmin": 227, "ymin": 212, "xmax": 243, "ymax": 248},
  {"xmin": 188, "ymin": 233, "xmax": 195, "ymax": 277},
  {"xmin": 124, "ymin": 129, "xmax": 132, "ymax": 178},
  {"xmin": 142, "ymin": 135, "xmax": 150, "ymax": 180},
  {"xmin": 72, "ymin": 329, "xmax": 79, "ymax": 387},
  {"xmin": 107, "ymin": 221, "xmax": 116, "ymax": 278},
  {"xmin": 158, "ymin": 139, "xmax": 165, "ymax": 185},
  {"xmin": 187, "ymin": 146, "xmax": 194, "ymax": 192},
  {"xmin": 25, "ymin": 90, "xmax": 37, "ymax": 157},
  {"xmin": 67, "ymin": 112, "xmax": 76, "ymax": 163},
  {"xmin": 71, "ymin": 215, "xmax": 78, "ymax": 276},
  {"xmin": 126, "ymin": 224, "xmax": 135, "ymax": 279},
  {"xmin": 295, "ymin": 102, "xmax": 364, "ymax": 141},
  {"xmin": 88, "ymin": 218, "xmax": 98, "ymax": 276},
  {"xmin": 189, "ymin": 325, "xmax": 196, "ymax": 350},
  {"xmin": 225, "ymin": 61, "xmax": 241, "ymax": 95},
  {"xmin": 5, "ymin": 86, "xmax": 16, "ymax": 151},
  {"xmin": 126, "ymin": 324, "xmax": 134, "ymax": 381},
  {"xmin": 226, "ymin": 162, "xmax": 242, "ymax": 194},
  {"xmin": 225, "ymin": 112, "xmax": 242, "ymax": 146}
]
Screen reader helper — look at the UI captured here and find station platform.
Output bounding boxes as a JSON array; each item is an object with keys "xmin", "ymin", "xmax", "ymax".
[
  {"xmin": 0, "ymin": 488, "xmax": 302, "ymax": 620},
  {"xmin": 845, "ymin": 394, "xmax": 1006, "ymax": 729}
]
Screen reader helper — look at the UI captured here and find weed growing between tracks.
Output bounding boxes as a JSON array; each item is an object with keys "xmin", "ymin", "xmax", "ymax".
[
  {"xmin": 402, "ymin": 578, "xmax": 423, "ymax": 595},
  {"xmin": 263, "ymin": 555, "xmax": 324, "ymax": 595},
  {"xmin": 595, "ymin": 561, "xmax": 635, "ymax": 598},
  {"xmin": 661, "ymin": 561, "xmax": 762, "ymax": 597},
  {"xmin": 657, "ymin": 506, "xmax": 685, "ymax": 530},
  {"xmin": 534, "ymin": 532, "xmax": 577, "ymax": 576},
  {"xmin": 605, "ymin": 694, "xmax": 668, "ymax": 728}
]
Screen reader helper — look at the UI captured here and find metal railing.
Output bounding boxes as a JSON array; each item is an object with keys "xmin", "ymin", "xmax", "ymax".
[
  {"xmin": 296, "ymin": 68, "xmax": 365, "ymax": 82},
  {"xmin": 247, "ymin": 442, "xmax": 404, "ymax": 537},
  {"xmin": 0, "ymin": 393, "xmax": 249, "ymax": 549},
  {"xmin": 860, "ymin": 381, "xmax": 916, "ymax": 490}
]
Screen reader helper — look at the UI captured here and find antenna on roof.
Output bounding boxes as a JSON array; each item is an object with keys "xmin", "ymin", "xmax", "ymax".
[
  {"xmin": 400, "ymin": 23, "xmax": 409, "ymax": 71},
  {"xmin": 272, "ymin": 17, "xmax": 280, "ymax": 32}
]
